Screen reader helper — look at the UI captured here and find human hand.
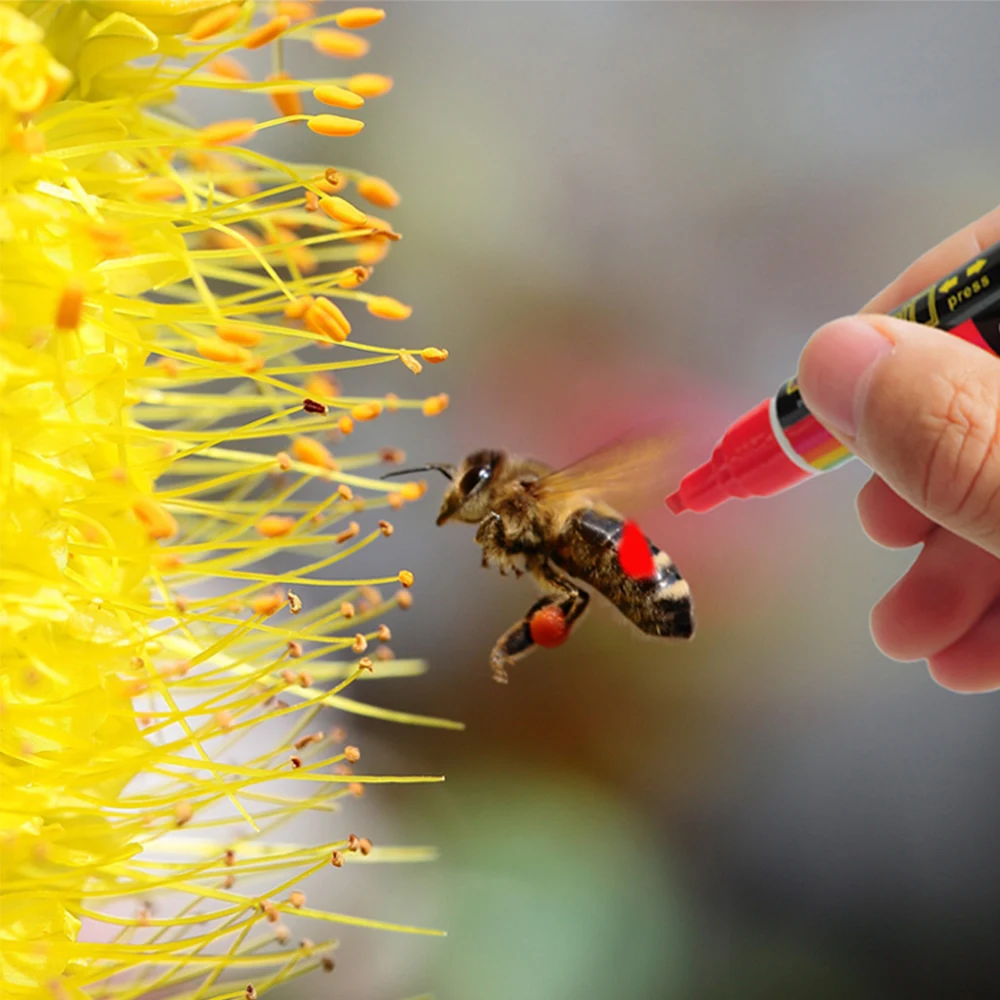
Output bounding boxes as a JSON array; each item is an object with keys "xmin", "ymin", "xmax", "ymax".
[{"xmin": 797, "ymin": 206, "xmax": 1000, "ymax": 692}]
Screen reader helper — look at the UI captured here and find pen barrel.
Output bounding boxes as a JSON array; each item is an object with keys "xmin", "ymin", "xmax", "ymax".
[{"xmin": 774, "ymin": 239, "xmax": 1000, "ymax": 476}]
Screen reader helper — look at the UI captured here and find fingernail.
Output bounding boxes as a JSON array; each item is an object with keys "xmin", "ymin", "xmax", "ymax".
[{"xmin": 797, "ymin": 317, "xmax": 894, "ymax": 437}]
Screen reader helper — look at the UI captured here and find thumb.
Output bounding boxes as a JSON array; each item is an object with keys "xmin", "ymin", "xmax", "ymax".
[{"xmin": 798, "ymin": 314, "xmax": 1000, "ymax": 556}]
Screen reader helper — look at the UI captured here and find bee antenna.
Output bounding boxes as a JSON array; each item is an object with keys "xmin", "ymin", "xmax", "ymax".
[{"xmin": 380, "ymin": 463, "xmax": 455, "ymax": 482}]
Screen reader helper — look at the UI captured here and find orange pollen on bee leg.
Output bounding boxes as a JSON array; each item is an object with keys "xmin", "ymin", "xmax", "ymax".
[
  {"xmin": 320, "ymin": 196, "xmax": 367, "ymax": 227},
  {"xmin": 133, "ymin": 497, "xmax": 178, "ymax": 541},
  {"xmin": 199, "ymin": 119, "xmax": 257, "ymax": 146},
  {"xmin": 55, "ymin": 278, "xmax": 85, "ymax": 330},
  {"xmin": 347, "ymin": 73, "xmax": 393, "ymax": 97},
  {"xmin": 267, "ymin": 72, "xmax": 304, "ymax": 118},
  {"xmin": 366, "ymin": 296, "xmax": 412, "ymax": 320},
  {"xmin": 356, "ymin": 176, "xmax": 400, "ymax": 209},
  {"xmin": 336, "ymin": 7, "xmax": 386, "ymax": 29},
  {"xmin": 313, "ymin": 84, "xmax": 365, "ymax": 109},
  {"xmin": 529, "ymin": 605, "xmax": 570, "ymax": 648},
  {"xmin": 307, "ymin": 114, "xmax": 365, "ymax": 137},
  {"xmin": 243, "ymin": 15, "xmax": 290, "ymax": 49},
  {"xmin": 313, "ymin": 29, "xmax": 370, "ymax": 59},
  {"xmin": 188, "ymin": 3, "xmax": 242, "ymax": 40}
]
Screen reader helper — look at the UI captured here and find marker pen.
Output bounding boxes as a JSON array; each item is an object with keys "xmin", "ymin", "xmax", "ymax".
[{"xmin": 665, "ymin": 240, "xmax": 1000, "ymax": 515}]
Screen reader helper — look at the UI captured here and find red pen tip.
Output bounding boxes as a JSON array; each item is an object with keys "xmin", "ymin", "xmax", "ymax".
[{"xmin": 664, "ymin": 490, "xmax": 686, "ymax": 515}]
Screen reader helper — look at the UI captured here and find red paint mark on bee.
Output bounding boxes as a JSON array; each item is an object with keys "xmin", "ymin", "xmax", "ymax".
[
  {"xmin": 529, "ymin": 605, "xmax": 569, "ymax": 648},
  {"xmin": 618, "ymin": 520, "xmax": 656, "ymax": 579}
]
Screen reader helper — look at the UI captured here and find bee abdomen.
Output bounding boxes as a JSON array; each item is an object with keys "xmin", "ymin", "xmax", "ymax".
[{"xmin": 553, "ymin": 509, "xmax": 694, "ymax": 640}]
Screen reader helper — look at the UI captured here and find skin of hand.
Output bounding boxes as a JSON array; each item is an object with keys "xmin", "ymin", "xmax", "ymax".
[{"xmin": 797, "ymin": 205, "xmax": 1000, "ymax": 693}]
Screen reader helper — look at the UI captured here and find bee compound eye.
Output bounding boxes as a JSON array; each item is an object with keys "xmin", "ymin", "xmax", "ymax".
[{"xmin": 459, "ymin": 466, "xmax": 490, "ymax": 496}]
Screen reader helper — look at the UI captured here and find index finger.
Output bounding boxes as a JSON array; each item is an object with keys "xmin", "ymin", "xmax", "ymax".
[{"xmin": 863, "ymin": 204, "xmax": 1000, "ymax": 313}]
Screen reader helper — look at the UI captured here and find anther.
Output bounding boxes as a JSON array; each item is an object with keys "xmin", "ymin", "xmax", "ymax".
[
  {"xmin": 378, "ymin": 520, "xmax": 393, "ymax": 537},
  {"xmin": 56, "ymin": 278, "xmax": 84, "ymax": 330},
  {"xmin": 376, "ymin": 623, "xmax": 391, "ymax": 641},
  {"xmin": 367, "ymin": 295, "xmax": 412, "ymax": 320},
  {"xmin": 335, "ymin": 7, "xmax": 386, "ymax": 29},
  {"xmin": 303, "ymin": 398, "xmax": 327, "ymax": 414},
  {"xmin": 307, "ymin": 114, "xmax": 365, "ymax": 138},
  {"xmin": 357, "ymin": 176, "xmax": 400, "ymax": 209},
  {"xmin": 344, "ymin": 745, "xmax": 361, "ymax": 763},
  {"xmin": 294, "ymin": 731, "xmax": 324, "ymax": 750},
  {"xmin": 313, "ymin": 29, "xmax": 370, "ymax": 59},
  {"xmin": 336, "ymin": 522, "xmax": 360, "ymax": 543},
  {"xmin": 256, "ymin": 515, "xmax": 295, "ymax": 537},
  {"xmin": 243, "ymin": 15, "xmax": 290, "ymax": 50},
  {"xmin": 352, "ymin": 634, "xmax": 368, "ymax": 653},
  {"xmin": 288, "ymin": 640, "xmax": 303, "ymax": 658},
  {"xmin": 287, "ymin": 591, "xmax": 302, "ymax": 614},
  {"xmin": 330, "ymin": 850, "xmax": 344, "ymax": 868},
  {"xmin": 399, "ymin": 350, "xmax": 423, "ymax": 374}
]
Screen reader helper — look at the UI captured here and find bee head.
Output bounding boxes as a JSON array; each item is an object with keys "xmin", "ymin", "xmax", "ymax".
[{"xmin": 435, "ymin": 449, "xmax": 505, "ymax": 525}]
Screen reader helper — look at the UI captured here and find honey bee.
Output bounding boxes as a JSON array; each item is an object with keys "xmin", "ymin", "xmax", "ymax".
[{"xmin": 385, "ymin": 435, "xmax": 694, "ymax": 683}]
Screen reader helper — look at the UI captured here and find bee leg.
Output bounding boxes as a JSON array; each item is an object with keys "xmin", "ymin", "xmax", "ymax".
[
  {"xmin": 488, "ymin": 596, "xmax": 553, "ymax": 684},
  {"xmin": 488, "ymin": 588, "xmax": 590, "ymax": 684}
]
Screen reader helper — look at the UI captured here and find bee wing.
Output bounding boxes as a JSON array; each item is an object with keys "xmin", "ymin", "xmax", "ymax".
[{"xmin": 530, "ymin": 431, "xmax": 680, "ymax": 516}]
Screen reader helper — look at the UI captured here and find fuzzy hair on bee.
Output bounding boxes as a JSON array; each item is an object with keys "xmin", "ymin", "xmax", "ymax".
[{"xmin": 384, "ymin": 435, "xmax": 694, "ymax": 683}]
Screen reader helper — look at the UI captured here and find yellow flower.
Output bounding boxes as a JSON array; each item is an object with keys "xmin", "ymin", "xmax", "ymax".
[{"xmin": 0, "ymin": 3, "xmax": 455, "ymax": 998}]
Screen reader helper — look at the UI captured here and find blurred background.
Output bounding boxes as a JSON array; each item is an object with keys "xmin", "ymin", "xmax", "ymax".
[{"xmin": 211, "ymin": 2, "xmax": 1000, "ymax": 998}]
